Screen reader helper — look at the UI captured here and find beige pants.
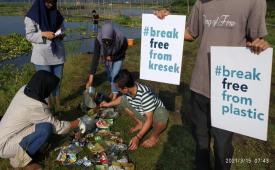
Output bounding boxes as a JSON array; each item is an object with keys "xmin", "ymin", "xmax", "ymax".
[{"xmin": 0, "ymin": 126, "xmax": 34, "ymax": 168}]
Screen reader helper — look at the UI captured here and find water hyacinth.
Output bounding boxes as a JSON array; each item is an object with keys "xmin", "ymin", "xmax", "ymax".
[{"xmin": 0, "ymin": 33, "xmax": 32, "ymax": 62}]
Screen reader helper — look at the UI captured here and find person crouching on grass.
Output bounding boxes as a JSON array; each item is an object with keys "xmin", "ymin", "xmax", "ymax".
[
  {"xmin": 0, "ymin": 70, "xmax": 92, "ymax": 169},
  {"xmin": 100, "ymin": 69, "xmax": 169, "ymax": 150}
]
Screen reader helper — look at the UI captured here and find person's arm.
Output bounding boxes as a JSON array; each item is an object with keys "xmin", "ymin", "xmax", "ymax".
[
  {"xmin": 184, "ymin": 30, "xmax": 195, "ymax": 42},
  {"xmin": 128, "ymin": 111, "xmax": 153, "ymax": 151},
  {"xmin": 246, "ymin": 38, "xmax": 270, "ymax": 54},
  {"xmin": 86, "ymin": 39, "xmax": 101, "ymax": 88},
  {"xmin": 70, "ymin": 119, "xmax": 80, "ymax": 129},
  {"xmin": 100, "ymin": 96, "xmax": 122, "ymax": 107},
  {"xmin": 29, "ymin": 107, "xmax": 78, "ymax": 135},
  {"xmin": 24, "ymin": 17, "xmax": 45, "ymax": 44},
  {"xmin": 154, "ymin": 9, "xmax": 197, "ymax": 42},
  {"xmin": 185, "ymin": 1, "xmax": 200, "ymax": 41},
  {"xmin": 246, "ymin": 0, "xmax": 270, "ymax": 54},
  {"xmin": 86, "ymin": 74, "xmax": 94, "ymax": 88},
  {"xmin": 111, "ymin": 37, "xmax": 128, "ymax": 61}
]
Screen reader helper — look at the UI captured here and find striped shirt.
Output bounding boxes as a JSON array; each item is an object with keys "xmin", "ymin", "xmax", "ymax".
[{"xmin": 125, "ymin": 83, "xmax": 164, "ymax": 116}]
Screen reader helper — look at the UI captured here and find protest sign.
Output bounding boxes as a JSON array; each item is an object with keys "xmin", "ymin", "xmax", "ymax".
[
  {"xmin": 211, "ymin": 47, "xmax": 273, "ymax": 141},
  {"xmin": 140, "ymin": 14, "xmax": 185, "ymax": 85}
]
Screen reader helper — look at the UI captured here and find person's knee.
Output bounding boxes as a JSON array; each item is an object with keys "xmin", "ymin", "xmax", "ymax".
[
  {"xmin": 153, "ymin": 108, "xmax": 168, "ymax": 126},
  {"xmin": 36, "ymin": 122, "xmax": 53, "ymax": 138}
]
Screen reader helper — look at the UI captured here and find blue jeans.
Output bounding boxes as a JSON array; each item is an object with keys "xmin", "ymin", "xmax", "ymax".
[
  {"xmin": 104, "ymin": 60, "xmax": 123, "ymax": 94},
  {"xmin": 35, "ymin": 64, "xmax": 64, "ymax": 97},
  {"xmin": 93, "ymin": 24, "xmax": 98, "ymax": 33},
  {"xmin": 19, "ymin": 123, "xmax": 53, "ymax": 157}
]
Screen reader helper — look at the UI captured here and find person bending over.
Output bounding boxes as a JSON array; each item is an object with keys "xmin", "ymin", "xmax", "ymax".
[
  {"xmin": 0, "ymin": 71, "xmax": 91, "ymax": 169},
  {"xmin": 100, "ymin": 69, "xmax": 169, "ymax": 150}
]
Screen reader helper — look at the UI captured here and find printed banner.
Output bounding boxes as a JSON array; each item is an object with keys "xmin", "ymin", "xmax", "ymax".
[
  {"xmin": 211, "ymin": 47, "xmax": 273, "ymax": 141},
  {"xmin": 140, "ymin": 14, "xmax": 186, "ymax": 85}
]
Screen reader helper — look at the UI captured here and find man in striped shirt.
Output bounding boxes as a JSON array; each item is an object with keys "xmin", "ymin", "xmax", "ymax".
[{"xmin": 100, "ymin": 69, "xmax": 169, "ymax": 150}]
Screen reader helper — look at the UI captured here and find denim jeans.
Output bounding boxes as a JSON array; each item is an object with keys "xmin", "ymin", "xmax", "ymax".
[
  {"xmin": 19, "ymin": 123, "xmax": 53, "ymax": 157},
  {"xmin": 93, "ymin": 24, "xmax": 98, "ymax": 33},
  {"xmin": 104, "ymin": 60, "xmax": 123, "ymax": 94},
  {"xmin": 35, "ymin": 64, "xmax": 64, "ymax": 97}
]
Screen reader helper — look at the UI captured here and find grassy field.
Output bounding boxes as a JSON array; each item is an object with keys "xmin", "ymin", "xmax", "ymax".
[
  {"xmin": 0, "ymin": 38, "xmax": 274, "ymax": 169},
  {"xmin": 0, "ymin": 1, "xmax": 275, "ymax": 169}
]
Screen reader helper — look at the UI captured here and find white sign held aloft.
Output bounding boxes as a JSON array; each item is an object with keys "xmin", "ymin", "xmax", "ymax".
[
  {"xmin": 211, "ymin": 47, "xmax": 273, "ymax": 141},
  {"xmin": 140, "ymin": 14, "xmax": 186, "ymax": 85}
]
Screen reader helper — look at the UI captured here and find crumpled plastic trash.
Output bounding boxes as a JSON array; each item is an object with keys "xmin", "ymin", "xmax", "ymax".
[
  {"xmin": 100, "ymin": 108, "xmax": 119, "ymax": 119},
  {"xmin": 78, "ymin": 115, "xmax": 97, "ymax": 134},
  {"xmin": 95, "ymin": 164, "xmax": 108, "ymax": 170},
  {"xmin": 56, "ymin": 152, "xmax": 77, "ymax": 165},
  {"xmin": 83, "ymin": 156, "xmax": 92, "ymax": 167},
  {"xmin": 74, "ymin": 156, "xmax": 92, "ymax": 167},
  {"xmin": 117, "ymin": 156, "xmax": 128, "ymax": 163},
  {"xmin": 96, "ymin": 119, "xmax": 110, "ymax": 129},
  {"xmin": 112, "ymin": 144, "xmax": 128, "ymax": 152},
  {"xmin": 75, "ymin": 158, "xmax": 84, "ymax": 166},
  {"xmin": 88, "ymin": 143, "xmax": 105, "ymax": 154},
  {"xmin": 110, "ymin": 162, "xmax": 135, "ymax": 170},
  {"xmin": 99, "ymin": 152, "xmax": 108, "ymax": 164},
  {"xmin": 83, "ymin": 89, "xmax": 97, "ymax": 109}
]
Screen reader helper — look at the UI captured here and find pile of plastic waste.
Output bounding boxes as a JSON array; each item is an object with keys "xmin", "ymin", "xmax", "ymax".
[{"xmin": 55, "ymin": 88, "xmax": 134, "ymax": 170}]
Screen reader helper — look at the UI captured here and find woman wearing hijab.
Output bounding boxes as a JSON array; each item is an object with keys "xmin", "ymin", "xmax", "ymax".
[
  {"xmin": 0, "ymin": 71, "xmax": 92, "ymax": 169},
  {"xmin": 86, "ymin": 23, "xmax": 128, "ymax": 100},
  {"xmin": 24, "ymin": 0, "xmax": 65, "ymax": 109}
]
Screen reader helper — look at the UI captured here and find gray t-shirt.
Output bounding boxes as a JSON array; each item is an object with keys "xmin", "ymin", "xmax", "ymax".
[{"xmin": 187, "ymin": 0, "xmax": 267, "ymax": 98}]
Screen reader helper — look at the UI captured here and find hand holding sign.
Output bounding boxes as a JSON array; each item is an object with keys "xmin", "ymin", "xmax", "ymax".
[{"xmin": 211, "ymin": 47, "xmax": 273, "ymax": 141}]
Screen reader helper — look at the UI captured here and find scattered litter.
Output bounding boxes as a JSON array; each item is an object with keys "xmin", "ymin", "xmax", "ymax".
[
  {"xmin": 96, "ymin": 119, "xmax": 111, "ymax": 129},
  {"xmin": 55, "ymin": 106, "xmax": 135, "ymax": 169}
]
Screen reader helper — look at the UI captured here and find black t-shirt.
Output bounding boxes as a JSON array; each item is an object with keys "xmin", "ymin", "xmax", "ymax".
[{"xmin": 93, "ymin": 14, "xmax": 99, "ymax": 24}]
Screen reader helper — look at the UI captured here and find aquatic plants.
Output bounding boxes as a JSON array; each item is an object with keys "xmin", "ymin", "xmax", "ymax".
[
  {"xmin": 113, "ymin": 15, "xmax": 141, "ymax": 27},
  {"xmin": 0, "ymin": 3, "xmax": 30, "ymax": 16},
  {"xmin": 0, "ymin": 33, "xmax": 32, "ymax": 62}
]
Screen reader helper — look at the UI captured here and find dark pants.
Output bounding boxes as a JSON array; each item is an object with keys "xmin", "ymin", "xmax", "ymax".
[
  {"xmin": 19, "ymin": 122, "xmax": 53, "ymax": 158},
  {"xmin": 190, "ymin": 91, "xmax": 233, "ymax": 170}
]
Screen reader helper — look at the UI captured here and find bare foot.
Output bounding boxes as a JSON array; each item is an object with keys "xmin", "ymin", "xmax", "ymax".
[
  {"xmin": 141, "ymin": 136, "xmax": 159, "ymax": 148},
  {"xmin": 24, "ymin": 162, "xmax": 42, "ymax": 170},
  {"xmin": 129, "ymin": 123, "xmax": 143, "ymax": 134}
]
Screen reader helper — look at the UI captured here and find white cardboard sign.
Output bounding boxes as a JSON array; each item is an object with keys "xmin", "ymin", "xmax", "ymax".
[
  {"xmin": 140, "ymin": 14, "xmax": 186, "ymax": 85},
  {"xmin": 211, "ymin": 47, "xmax": 273, "ymax": 141}
]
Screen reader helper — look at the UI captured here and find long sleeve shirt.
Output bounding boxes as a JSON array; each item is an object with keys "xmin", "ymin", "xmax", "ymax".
[
  {"xmin": 24, "ymin": 17, "xmax": 65, "ymax": 65},
  {"xmin": 90, "ymin": 37, "xmax": 128, "ymax": 74},
  {"xmin": 0, "ymin": 86, "xmax": 71, "ymax": 156}
]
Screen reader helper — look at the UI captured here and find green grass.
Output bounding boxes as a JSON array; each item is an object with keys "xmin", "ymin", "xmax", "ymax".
[
  {"xmin": 0, "ymin": 38, "xmax": 274, "ymax": 169},
  {"xmin": 0, "ymin": 64, "xmax": 35, "ymax": 115},
  {"xmin": 0, "ymin": 41, "xmax": 197, "ymax": 169},
  {"xmin": 0, "ymin": 1, "xmax": 275, "ymax": 169}
]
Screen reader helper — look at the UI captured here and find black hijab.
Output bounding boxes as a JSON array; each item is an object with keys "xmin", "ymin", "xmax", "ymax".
[
  {"xmin": 26, "ymin": 0, "xmax": 64, "ymax": 32},
  {"xmin": 24, "ymin": 70, "xmax": 60, "ymax": 104}
]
